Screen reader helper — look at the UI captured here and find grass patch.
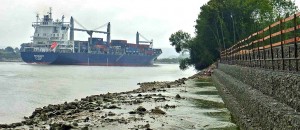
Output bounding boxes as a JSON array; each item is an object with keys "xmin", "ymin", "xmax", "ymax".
[
  {"xmin": 197, "ymin": 77, "xmax": 213, "ymax": 82},
  {"xmin": 208, "ymin": 125, "xmax": 239, "ymax": 130},
  {"xmin": 205, "ymin": 112, "xmax": 240, "ymax": 130},
  {"xmin": 195, "ymin": 91, "xmax": 219, "ymax": 95},
  {"xmin": 195, "ymin": 82, "xmax": 214, "ymax": 87},
  {"xmin": 204, "ymin": 111, "xmax": 231, "ymax": 121},
  {"xmin": 205, "ymin": 111, "xmax": 229, "ymax": 117},
  {"xmin": 192, "ymin": 98, "xmax": 225, "ymax": 109}
]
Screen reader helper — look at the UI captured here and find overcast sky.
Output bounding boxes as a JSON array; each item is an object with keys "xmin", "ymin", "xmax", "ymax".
[
  {"xmin": 0, "ymin": 0, "xmax": 299, "ymax": 57},
  {"xmin": 0, "ymin": 0, "xmax": 207, "ymax": 47}
]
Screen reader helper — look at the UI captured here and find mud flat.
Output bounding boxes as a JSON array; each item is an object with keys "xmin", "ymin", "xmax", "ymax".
[{"xmin": 0, "ymin": 68, "xmax": 237, "ymax": 130}]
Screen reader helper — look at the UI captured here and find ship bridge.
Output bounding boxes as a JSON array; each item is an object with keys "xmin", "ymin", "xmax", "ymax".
[{"xmin": 30, "ymin": 8, "xmax": 71, "ymax": 52}]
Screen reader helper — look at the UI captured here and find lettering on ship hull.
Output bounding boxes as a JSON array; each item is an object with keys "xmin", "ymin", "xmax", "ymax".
[{"xmin": 34, "ymin": 55, "xmax": 44, "ymax": 60}]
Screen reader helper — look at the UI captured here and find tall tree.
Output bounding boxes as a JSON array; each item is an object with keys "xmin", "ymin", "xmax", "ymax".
[
  {"xmin": 170, "ymin": 0, "xmax": 298, "ymax": 70},
  {"xmin": 5, "ymin": 46, "xmax": 14, "ymax": 53},
  {"xmin": 14, "ymin": 47, "xmax": 20, "ymax": 53},
  {"xmin": 169, "ymin": 30, "xmax": 191, "ymax": 53}
]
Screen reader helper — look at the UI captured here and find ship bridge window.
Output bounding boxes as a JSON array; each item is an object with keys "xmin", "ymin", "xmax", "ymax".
[{"xmin": 54, "ymin": 27, "xmax": 58, "ymax": 33}]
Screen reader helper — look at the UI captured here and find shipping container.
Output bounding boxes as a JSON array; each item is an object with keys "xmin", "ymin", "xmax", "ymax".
[
  {"xmin": 145, "ymin": 50, "xmax": 154, "ymax": 55},
  {"xmin": 111, "ymin": 40, "xmax": 127, "ymax": 47},
  {"xmin": 125, "ymin": 47, "xmax": 138, "ymax": 53},
  {"xmin": 88, "ymin": 38, "xmax": 104, "ymax": 45},
  {"xmin": 126, "ymin": 43, "xmax": 137, "ymax": 48}
]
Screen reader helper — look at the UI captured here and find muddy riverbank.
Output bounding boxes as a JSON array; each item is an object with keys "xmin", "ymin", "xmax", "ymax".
[{"xmin": 0, "ymin": 67, "xmax": 237, "ymax": 130}]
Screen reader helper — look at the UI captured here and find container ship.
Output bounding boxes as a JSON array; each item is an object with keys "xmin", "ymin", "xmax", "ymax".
[{"xmin": 21, "ymin": 8, "xmax": 162, "ymax": 66}]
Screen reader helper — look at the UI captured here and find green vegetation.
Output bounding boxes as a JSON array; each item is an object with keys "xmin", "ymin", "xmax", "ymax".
[
  {"xmin": 197, "ymin": 77, "xmax": 213, "ymax": 82},
  {"xmin": 155, "ymin": 58, "xmax": 180, "ymax": 64},
  {"xmin": 195, "ymin": 82, "xmax": 214, "ymax": 87},
  {"xmin": 193, "ymin": 98, "xmax": 225, "ymax": 109},
  {"xmin": 195, "ymin": 90, "xmax": 219, "ymax": 95},
  {"xmin": 204, "ymin": 111, "xmax": 231, "ymax": 121},
  {"xmin": 170, "ymin": 0, "xmax": 298, "ymax": 70},
  {"xmin": 0, "ymin": 46, "xmax": 21, "ymax": 61},
  {"xmin": 208, "ymin": 125, "xmax": 239, "ymax": 130}
]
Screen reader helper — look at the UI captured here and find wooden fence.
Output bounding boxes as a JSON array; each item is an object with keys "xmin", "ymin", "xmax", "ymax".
[{"xmin": 221, "ymin": 12, "xmax": 300, "ymax": 71}]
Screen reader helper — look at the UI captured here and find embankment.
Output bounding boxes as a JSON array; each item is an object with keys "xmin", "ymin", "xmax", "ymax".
[{"xmin": 212, "ymin": 63, "xmax": 300, "ymax": 129}]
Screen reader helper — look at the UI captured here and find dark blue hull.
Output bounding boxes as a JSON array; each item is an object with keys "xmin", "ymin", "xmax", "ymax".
[{"xmin": 21, "ymin": 52, "xmax": 159, "ymax": 66}]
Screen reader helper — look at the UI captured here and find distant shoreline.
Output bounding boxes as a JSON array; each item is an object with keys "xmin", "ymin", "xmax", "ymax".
[
  {"xmin": 0, "ymin": 60, "xmax": 22, "ymax": 62},
  {"xmin": 154, "ymin": 62, "xmax": 178, "ymax": 64},
  {"xmin": 0, "ymin": 60, "xmax": 178, "ymax": 65}
]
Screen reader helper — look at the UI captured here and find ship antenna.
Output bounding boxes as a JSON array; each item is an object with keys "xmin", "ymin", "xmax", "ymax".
[
  {"xmin": 62, "ymin": 15, "xmax": 64, "ymax": 23},
  {"xmin": 36, "ymin": 14, "xmax": 39, "ymax": 23},
  {"xmin": 49, "ymin": 7, "xmax": 52, "ymax": 19}
]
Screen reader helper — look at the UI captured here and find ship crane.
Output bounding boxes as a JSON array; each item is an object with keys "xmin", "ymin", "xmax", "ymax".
[
  {"xmin": 70, "ymin": 17, "xmax": 111, "ymax": 53},
  {"xmin": 136, "ymin": 32, "xmax": 153, "ymax": 48}
]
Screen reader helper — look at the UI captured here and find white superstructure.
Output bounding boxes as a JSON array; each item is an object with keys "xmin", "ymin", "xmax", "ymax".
[{"xmin": 30, "ymin": 8, "xmax": 73, "ymax": 53}]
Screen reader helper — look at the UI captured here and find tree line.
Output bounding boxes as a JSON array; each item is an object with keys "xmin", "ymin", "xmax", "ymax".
[
  {"xmin": 155, "ymin": 58, "xmax": 180, "ymax": 64},
  {"xmin": 170, "ymin": 0, "xmax": 298, "ymax": 70},
  {"xmin": 0, "ymin": 46, "xmax": 21, "ymax": 61}
]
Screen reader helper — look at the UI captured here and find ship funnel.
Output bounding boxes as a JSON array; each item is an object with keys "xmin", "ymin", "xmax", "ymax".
[
  {"xmin": 70, "ymin": 16, "xmax": 74, "ymax": 41},
  {"xmin": 107, "ymin": 22, "xmax": 111, "ymax": 44},
  {"xmin": 136, "ymin": 32, "xmax": 139, "ymax": 45}
]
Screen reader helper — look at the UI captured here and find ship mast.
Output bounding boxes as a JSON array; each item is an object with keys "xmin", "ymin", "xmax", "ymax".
[
  {"xmin": 71, "ymin": 18, "xmax": 110, "ymax": 53},
  {"xmin": 49, "ymin": 7, "xmax": 52, "ymax": 20},
  {"xmin": 136, "ymin": 32, "xmax": 153, "ymax": 48},
  {"xmin": 36, "ymin": 14, "xmax": 39, "ymax": 23}
]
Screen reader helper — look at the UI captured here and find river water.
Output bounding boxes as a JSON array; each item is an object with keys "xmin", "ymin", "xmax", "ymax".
[{"xmin": 0, "ymin": 62, "xmax": 196, "ymax": 124}]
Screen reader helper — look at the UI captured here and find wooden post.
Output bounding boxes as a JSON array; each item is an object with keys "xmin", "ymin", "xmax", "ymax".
[
  {"xmin": 269, "ymin": 25, "xmax": 274, "ymax": 70},
  {"xmin": 289, "ymin": 46, "xmax": 291, "ymax": 71},
  {"xmin": 252, "ymin": 39, "xmax": 255, "ymax": 67},
  {"xmin": 262, "ymin": 30, "xmax": 266, "ymax": 68},
  {"xmin": 278, "ymin": 49, "xmax": 280, "ymax": 70},
  {"xmin": 248, "ymin": 42, "xmax": 252, "ymax": 67},
  {"xmin": 293, "ymin": 14, "xmax": 298, "ymax": 71},
  {"xmin": 280, "ymin": 19, "xmax": 285, "ymax": 70},
  {"xmin": 257, "ymin": 32, "xmax": 261, "ymax": 68}
]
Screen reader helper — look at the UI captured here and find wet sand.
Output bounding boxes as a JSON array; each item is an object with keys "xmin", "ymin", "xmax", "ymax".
[{"xmin": 0, "ymin": 68, "xmax": 237, "ymax": 130}]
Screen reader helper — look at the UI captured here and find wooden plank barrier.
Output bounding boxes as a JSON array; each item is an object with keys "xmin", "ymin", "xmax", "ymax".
[{"xmin": 221, "ymin": 12, "xmax": 300, "ymax": 71}]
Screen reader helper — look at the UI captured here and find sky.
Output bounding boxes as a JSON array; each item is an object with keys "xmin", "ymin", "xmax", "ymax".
[
  {"xmin": 0, "ymin": 0, "xmax": 299, "ymax": 58},
  {"xmin": 0, "ymin": 0, "xmax": 209, "ymax": 58}
]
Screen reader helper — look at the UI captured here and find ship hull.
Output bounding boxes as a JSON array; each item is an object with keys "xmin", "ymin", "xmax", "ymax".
[{"xmin": 21, "ymin": 52, "xmax": 158, "ymax": 66}]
